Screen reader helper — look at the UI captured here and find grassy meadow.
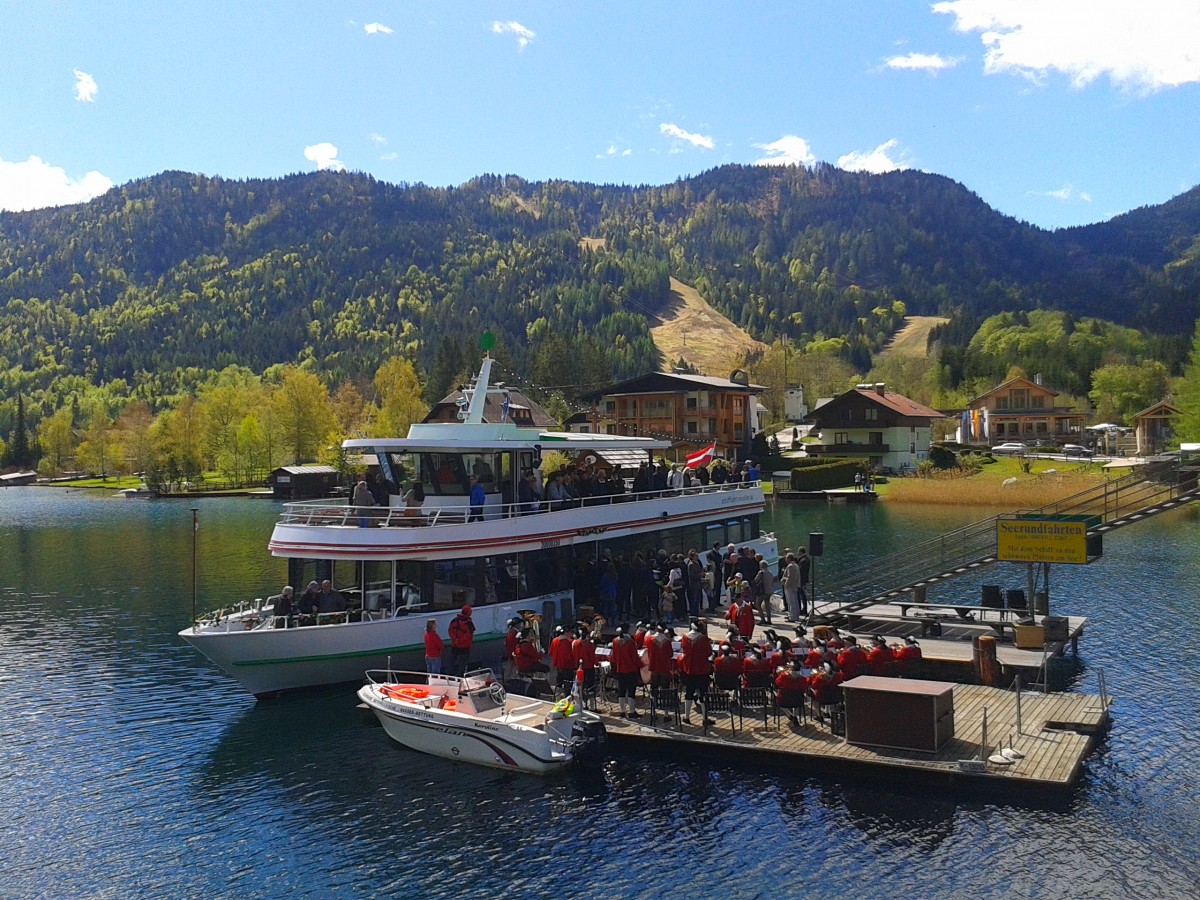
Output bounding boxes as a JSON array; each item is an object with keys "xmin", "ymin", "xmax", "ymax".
[{"xmin": 874, "ymin": 457, "xmax": 1112, "ymax": 507}]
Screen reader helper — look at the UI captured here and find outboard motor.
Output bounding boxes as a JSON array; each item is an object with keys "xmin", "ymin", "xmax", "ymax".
[{"xmin": 571, "ymin": 718, "xmax": 608, "ymax": 763}]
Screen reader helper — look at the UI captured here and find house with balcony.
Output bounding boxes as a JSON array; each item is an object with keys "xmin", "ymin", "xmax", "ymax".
[
  {"xmin": 806, "ymin": 383, "xmax": 944, "ymax": 472},
  {"xmin": 579, "ymin": 370, "xmax": 765, "ymax": 459},
  {"xmin": 957, "ymin": 376, "xmax": 1084, "ymax": 447}
]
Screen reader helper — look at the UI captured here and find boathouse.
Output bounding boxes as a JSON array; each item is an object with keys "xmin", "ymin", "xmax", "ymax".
[{"xmin": 267, "ymin": 465, "xmax": 339, "ymax": 500}]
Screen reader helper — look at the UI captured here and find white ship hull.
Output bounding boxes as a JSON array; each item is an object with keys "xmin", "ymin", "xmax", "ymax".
[{"xmin": 180, "ymin": 596, "xmax": 563, "ymax": 696}]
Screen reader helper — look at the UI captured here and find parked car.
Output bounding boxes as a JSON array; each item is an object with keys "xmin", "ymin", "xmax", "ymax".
[
  {"xmin": 1061, "ymin": 444, "xmax": 1094, "ymax": 458},
  {"xmin": 990, "ymin": 442, "xmax": 1028, "ymax": 455}
]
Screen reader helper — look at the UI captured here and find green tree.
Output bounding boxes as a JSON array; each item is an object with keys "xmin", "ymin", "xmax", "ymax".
[
  {"xmin": 370, "ymin": 358, "xmax": 428, "ymax": 438},
  {"xmin": 6, "ymin": 393, "xmax": 34, "ymax": 468},
  {"xmin": 75, "ymin": 410, "xmax": 117, "ymax": 478},
  {"xmin": 1088, "ymin": 361, "xmax": 1169, "ymax": 424},
  {"xmin": 272, "ymin": 367, "xmax": 336, "ymax": 463},
  {"xmin": 37, "ymin": 406, "xmax": 77, "ymax": 475},
  {"xmin": 1173, "ymin": 320, "xmax": 1200, "ymax": 441}
]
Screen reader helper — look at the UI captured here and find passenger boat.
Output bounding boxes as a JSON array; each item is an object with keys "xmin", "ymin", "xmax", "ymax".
[
  {"xmin": 180, "ymin": 353, "xmax": 774, "ymax": 697},
  {"xmin": 357, "ymin": 668, "xmax": 606, "ymax": 774}
]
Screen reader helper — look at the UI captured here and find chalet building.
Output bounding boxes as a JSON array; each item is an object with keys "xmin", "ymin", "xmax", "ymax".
[
  {"xmin": 806, "ymin": 383, "xmax": 944, "ymax": 472},
  {"xmin": 579, "ymin": 370, "xmax": 765, "ymax": 459},
  {"xmin": 957, "ymin": 376, "xmax": 1084, "ymax": 447},
  {"xmin": 1133, "ymin": 400, "xmax": 1179, "ymax": 456},
  {"xmin": 424, "ymin": 385, "xmax": 557, "ymax": 428}
]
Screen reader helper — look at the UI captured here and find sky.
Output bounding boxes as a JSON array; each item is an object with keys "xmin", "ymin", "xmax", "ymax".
[{"xmin": 1, "ymin": 1, "xmax": 1198, "ymax": 230}]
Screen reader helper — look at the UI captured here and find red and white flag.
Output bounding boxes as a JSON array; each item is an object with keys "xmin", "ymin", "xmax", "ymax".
[{"xmin": 685, "ymin": 442, "xmax": 716, "ymax": 469}]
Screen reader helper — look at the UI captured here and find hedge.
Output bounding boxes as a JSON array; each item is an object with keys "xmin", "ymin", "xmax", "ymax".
[{"xmin": 790, "ymin": 458, "xmax": 861, "ymax": 490}]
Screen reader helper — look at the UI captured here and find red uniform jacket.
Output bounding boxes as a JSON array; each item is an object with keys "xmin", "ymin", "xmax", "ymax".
[
  {"xmin": 837, "ymin": 646, "xmax": 868, "ymax": 680},
  {"xmin": 611, "ymin": 635, "xmax": 642, "ymax": 674},
  {"xmin": 713, "ymin": 654, "xmax": 744, "ymax": 682},
  {"xmin": 867, "ymin": 644, "xmax": 894, "ymax": 676},
  {"xmin": 679, "ymin": 633, "xmax": 713, "ymax": 677},
  {"xmin": 573, "ymin": 637, "xmax": 597, "ymax": 670},
  {"xmin": 645, "ymin": 634, "xmax": 674, "ymax": 674},
  {"xmin": 775, "ymin": 669, "xmax": 809, "ymax": 705},
  {"xmin": 514, "ymin": 640, "xmax": 544, "ymax": 673},
  {"xmin": 809, "ymin": 669, "xmax": 844, "ymax": 704},
  {"xmin": 504, "ymin": 630, "xmax": 520, "ymax": 660},
  {"xmin": 549, "ymin": 635, "xmax": 576, "ymax": 670},
  {"xmin": 725, "ymin": 602, "xmax": 755, "ymax": 639},
  {"xmin": 742, "ymin": 655, "xmax": 774, "ymax": 682},
  {"xmin": 893, "ymin": 644, "xmax": 922, "ymax": 670},
  {"xmin": 804, "ymin": 647, "xmax": 825, "ymax": 669}
]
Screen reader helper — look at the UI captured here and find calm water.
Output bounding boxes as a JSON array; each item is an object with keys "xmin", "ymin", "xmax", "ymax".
[{"xmin": 1, "ymin": 488, "xmax": 1198, "ymax": 899}]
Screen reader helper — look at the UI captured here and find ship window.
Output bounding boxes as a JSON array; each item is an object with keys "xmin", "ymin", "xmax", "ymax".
[{"xmin": 421, "ymin": 453, "xmax": 469, "ymax": 495}]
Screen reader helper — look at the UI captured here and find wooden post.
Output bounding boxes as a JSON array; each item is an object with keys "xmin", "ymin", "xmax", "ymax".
[{"xmin": 977, "ymin": 634, "xmax": 1001, "ymax": 686}]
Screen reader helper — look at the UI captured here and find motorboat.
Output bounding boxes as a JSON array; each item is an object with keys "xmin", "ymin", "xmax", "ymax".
[
  {"xmin": 357, "ymin": 669, "xmax": 606, "ymax": 774},
  {"xmin": 181, "ymin": 352, "xmax": 775, "ymax": 697}
]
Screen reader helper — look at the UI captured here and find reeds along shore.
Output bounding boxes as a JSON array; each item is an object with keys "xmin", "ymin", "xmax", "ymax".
[{"xmin": 877, "ymin": 472, "xmax": 1110, "ymax": 506}]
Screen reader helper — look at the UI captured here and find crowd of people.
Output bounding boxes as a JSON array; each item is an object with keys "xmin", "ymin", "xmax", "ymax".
[{"xmin": 489, "ymin": 612, "xmax": 924, "ymax": 726}]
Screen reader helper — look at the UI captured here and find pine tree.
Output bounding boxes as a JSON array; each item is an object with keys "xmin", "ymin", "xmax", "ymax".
[{"xmin": 8, "ymin": 394, "xmax": 32, "ymax": 468}]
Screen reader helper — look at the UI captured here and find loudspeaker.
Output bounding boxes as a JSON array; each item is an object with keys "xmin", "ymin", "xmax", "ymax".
[{"xmin": 809, "ymin": 532, "xmax": 824, "ymax": 557}]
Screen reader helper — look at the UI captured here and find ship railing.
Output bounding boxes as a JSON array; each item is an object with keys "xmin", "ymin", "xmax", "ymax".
[{"xmin": 277, "ymin": 480, "xmax": 764, "ymax": 527}]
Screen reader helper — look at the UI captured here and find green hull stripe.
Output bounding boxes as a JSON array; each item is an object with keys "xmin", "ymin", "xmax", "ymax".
[{"xmin": 232, "ymin": 633, "xmax": 501, "ymax": 667}]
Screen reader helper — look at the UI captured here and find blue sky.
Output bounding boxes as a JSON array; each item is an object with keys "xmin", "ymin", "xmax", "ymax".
[{"xmin": 1, "ymin": 1, "xmax": 1198, "ymax": 230}]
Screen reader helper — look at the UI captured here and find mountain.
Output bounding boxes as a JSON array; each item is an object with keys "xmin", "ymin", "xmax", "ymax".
[{"xmin": 1, "ymin": 165, "xmax": 1197, "ymax": 418}]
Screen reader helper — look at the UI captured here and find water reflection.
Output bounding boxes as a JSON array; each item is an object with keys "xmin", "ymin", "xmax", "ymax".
[{"xmin": 1, "ymin": 489, "xmax": 1198, "ymax": 897}]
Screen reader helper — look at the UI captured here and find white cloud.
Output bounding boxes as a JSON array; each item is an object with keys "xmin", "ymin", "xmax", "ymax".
[
  {"xmin": 364, "ymin": 22, "xmax": 393, "ymax": 36},
  {"xmin": 0, "ymin": 155, "xmax": 112, "ymax": 211},
  {"xmin": 73, "ymin": 69, "xmax": 98, "ymax": 102},
  {"xmin": 837, "ymin": 139, "xmax": 910, "ymax": 174},
  {"xmin": 380, "ymin": 152, "xmax": 398, "ymax": 161},
  {"xmin": 303, "ymin": 142, "xmax": 345, "ymax": 171},
  {"xmin": 1037, "ymin": 183, "xmax": 1093, "ymax": 202},
  {"xmin": 933, "ymin": 0, "xmax": 1200, "ymax": 91},
  {"xmin": 660, "ymin": 122, "xmax": 714, "ymax": 150},
  {"xmin": 596, "ymin": 144, "xmax": 633, "ymax": 159},
  {"xmin": 492, "ymin": 20, "xmax": 535, "ymax": 50},
  {"xmin": 886, "ymin": 52, "xmax": 960, "ymax": 71},
  {"xmin": 752, "ymin": 135, "xmax": 815, "ymax": 167},
  {"xmin": 368, "ymin": 133, "xmax": 387, "ymax": 145}
]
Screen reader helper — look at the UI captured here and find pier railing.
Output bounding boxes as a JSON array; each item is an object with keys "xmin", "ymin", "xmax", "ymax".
[{"xmin": 815, "ymin": 456, "xmax": 1198, "ymax": 611}]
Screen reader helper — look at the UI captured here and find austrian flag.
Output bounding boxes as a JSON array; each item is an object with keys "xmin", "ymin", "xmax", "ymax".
[{"xmin": 685, "ymin": 442, "xmax": 716, "ymax": 469}]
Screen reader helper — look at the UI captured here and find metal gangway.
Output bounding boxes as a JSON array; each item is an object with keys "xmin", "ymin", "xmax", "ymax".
[{"xmin": 813, "ymin": 455, "xmax": 1199, "ymax": 614}]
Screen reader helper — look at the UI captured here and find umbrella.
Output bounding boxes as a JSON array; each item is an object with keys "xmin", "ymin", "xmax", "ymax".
[{"xmin": 1087, "ymin": 423, "xmax": 1121, "ymax": 431}]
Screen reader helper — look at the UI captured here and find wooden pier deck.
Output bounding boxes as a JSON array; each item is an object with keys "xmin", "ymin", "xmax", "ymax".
[{"xmin": 596, "ymin": 683, "xmax": 1110, "ymax": 792}]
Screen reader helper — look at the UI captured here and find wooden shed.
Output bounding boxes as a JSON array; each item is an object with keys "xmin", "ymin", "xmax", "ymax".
[{"xmin": 267, "ymin": 465, "xmax": 339, "ymax": 500}]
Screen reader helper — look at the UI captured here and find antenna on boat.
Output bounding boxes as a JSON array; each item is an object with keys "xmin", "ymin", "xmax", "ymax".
[
  {"xmin": 463, "ymin": 331, "xmax": 497, "ymax": 425},
  {"xmin": 190, "ymin": 507, "xmax": 199, "ymax": 630}
]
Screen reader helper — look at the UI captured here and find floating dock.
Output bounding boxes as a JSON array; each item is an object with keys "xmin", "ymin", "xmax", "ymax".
[{"xmin": 596, "ymin": 681, "xmax": 1110, "ymax": 792}]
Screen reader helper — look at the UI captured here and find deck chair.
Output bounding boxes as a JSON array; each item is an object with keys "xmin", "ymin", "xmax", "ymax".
[
  {"xmin": 738, "ymin": 686, "xmax": 771, "ymax": 729},
  {"xmin": 650, "ymin": 686, "xmax": 682, "ymax": 729},
  {"xmin": 700, "ymin": 690, "xmax": 737, "ymax": 735}
]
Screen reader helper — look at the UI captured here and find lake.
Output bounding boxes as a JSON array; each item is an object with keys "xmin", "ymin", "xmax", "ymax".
[{"xmin": 1, "ymin": 488, "xmax": 1197, "ymax": 898}]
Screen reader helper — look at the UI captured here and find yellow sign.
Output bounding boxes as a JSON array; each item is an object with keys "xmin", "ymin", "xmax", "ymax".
[{"xmin": 996, "ymin": 517, "xmax": 1088, "ymax": 564}]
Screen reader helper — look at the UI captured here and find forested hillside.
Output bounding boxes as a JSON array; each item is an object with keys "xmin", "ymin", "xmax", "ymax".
[{"xmin": 2, "ymin": 164, "xmax": 1199, "ymax": 456}]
